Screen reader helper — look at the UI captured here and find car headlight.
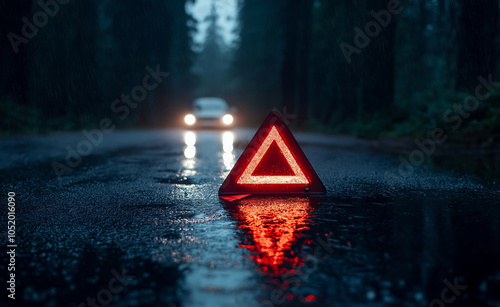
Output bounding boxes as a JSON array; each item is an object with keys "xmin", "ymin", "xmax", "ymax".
[
  {"xmin": 184, "ymin": 114, "xmax": 196, "ymax": 125},
  {"xmin": 222, "ymin": 114, "xmax": 233, "ymax": 125}
]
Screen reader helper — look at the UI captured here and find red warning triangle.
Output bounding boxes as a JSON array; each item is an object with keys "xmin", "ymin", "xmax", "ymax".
[{"xmin": 219, "ymin": 111, "xmax": 326, "ymax": 196}]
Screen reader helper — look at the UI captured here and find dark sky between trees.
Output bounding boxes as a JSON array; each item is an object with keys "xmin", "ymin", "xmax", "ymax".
[{"xmin": 1, "ymin": 0, "xmax": 499, "ymax": 141}]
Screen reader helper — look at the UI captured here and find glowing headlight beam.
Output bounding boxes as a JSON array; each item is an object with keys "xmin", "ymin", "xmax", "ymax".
[
  {"xmin": 184, "ymin": 114, "xmax": 196, "ymax": 126},
  {"xmin": 222, "ymin": 114, "xmax": 233, "ymax": 125}
]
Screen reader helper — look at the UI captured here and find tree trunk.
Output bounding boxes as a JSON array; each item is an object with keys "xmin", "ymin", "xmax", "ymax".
[
  {"xmin": 1, "ymin": 2, "xmax": 32, "ymax": 105},
  {"xmin": 297, "ymin": 0, "xmax": 312, "ymax": 127},
  {"xmin": 281, "ymin": 1, "xmax": 298, "ymax": 115},
  {"xmin": 361, "ymin": 0, "xmax": 396, "ymax": 113},
  {"xmin": 456, "ymin": 0, "xmax": 499, "ymax": 90},
  {"xmin": 418, "ymin": 0, "xmax": 427, "ymax": 57}
]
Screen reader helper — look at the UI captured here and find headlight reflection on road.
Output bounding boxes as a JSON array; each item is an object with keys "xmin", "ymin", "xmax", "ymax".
[
  {"xmin": 184, "ymin": 146, "xmax": 196, "ymax": 159},
  {"xmin": 184, "ymin": 131, "xmax": 196, "ymax": 146},
  {"xmin": 222, "ymin": 131, "xmax": 235, "ymax": 170},
  {"xmin": 184, "ymin": 131, "xmax": 196, "ymax": 159},
  {"xmin": 222, "ymin": 131, "xmax": 234, "ymax": 152}
]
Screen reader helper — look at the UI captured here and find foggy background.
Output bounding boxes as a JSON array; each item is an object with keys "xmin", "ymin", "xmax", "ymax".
[{"xmin": 1, "ymin": 0, "xmax": 499, "ymax": 140}]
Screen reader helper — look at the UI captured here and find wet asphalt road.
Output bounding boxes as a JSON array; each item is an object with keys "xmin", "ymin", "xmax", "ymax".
[{"xmin": 1, "ymin": 128, "xmax": 499, "ymax": 307}]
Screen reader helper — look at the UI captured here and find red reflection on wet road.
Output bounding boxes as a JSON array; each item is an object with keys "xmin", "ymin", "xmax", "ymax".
[{"xmin": 231, "ymin": 197, "xmax": 313, "ymax": 276}]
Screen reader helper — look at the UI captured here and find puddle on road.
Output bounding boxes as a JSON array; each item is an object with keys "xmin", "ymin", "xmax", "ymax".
[
  {"xmin": 213, "ymin": 192, "xmax": 500, "ymax": 306},
  {"xmin": 223, "ymin": 197, "xmax": 319, "ymax": 303}
]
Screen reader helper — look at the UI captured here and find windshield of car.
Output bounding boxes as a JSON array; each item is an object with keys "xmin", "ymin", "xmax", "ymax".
[{"xmin": 194, "ymin": 99, "xmax": 227, "ymax": 111}]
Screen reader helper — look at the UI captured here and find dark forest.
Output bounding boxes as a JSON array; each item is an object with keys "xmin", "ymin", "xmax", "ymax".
[{"xmin": 1, "ymin": 0, "xmax": 499, "ymax": 143}]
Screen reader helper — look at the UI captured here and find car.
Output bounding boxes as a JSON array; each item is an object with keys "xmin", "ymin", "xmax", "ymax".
[{"xmin": 184, "ymin": 97, "xmax": 234, "ymax": 128}]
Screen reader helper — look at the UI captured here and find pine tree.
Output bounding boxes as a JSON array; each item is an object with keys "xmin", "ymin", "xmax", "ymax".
[{"xmin": 195, "ymin": 2, "xmax": 228, "ymax": 97}]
